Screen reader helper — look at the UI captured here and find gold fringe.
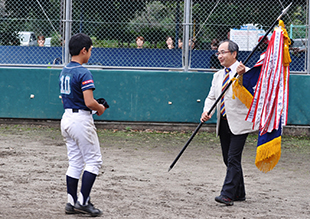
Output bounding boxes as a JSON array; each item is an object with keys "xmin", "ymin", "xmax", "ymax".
[
  {"xmin": 279, "ymin": 20, "xmax": 291, "ymax": 67},
  {"xmin": 232, "ymin": 78, "xmax": 253, "ymax": 109},
  {"xmin": 255, "ymin": 136, "xmax": 281, "ymax": 173}
]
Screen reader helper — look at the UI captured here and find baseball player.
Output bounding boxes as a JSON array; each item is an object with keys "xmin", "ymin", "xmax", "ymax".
[{"xmin": 59, "ymin": 33, "xmax": 106, "ymax": 217}]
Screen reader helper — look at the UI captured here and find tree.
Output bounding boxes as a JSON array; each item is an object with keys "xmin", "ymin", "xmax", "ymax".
[
  {"xmin": 0, "ymin": 0, "xmax": 306, "ymax": 47},
  {"xmin": 192, "ymin": 0, "xmax": 306, "ymax": 45},
  {"xmin": 1, "ymin": 0, "xmax": 62, "ymax": 45},
  {"xmin": 0, "ymin": 17, "xmax": 22, "ymax": 45},
  {"xmin": 71, "ymin": 1, "xmax": 145, "ymax": 43},
  {"xmin": 128, "ymin": 1, "xmax": 177, "ymax": 48},
  {"xmin": 289, "ymin": 4, "xmax": 307, "ymax": 39}
]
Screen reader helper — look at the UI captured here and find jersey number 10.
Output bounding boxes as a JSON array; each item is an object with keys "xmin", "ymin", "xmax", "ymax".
[{"xmin": 60, "ymin": 75, "xmax": 71, "ymax": 95}]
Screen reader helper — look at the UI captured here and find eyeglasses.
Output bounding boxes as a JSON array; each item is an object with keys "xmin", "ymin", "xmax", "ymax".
[{"xmin": 215, "ymin": 50, "xmax": 231, "ymax": 57}]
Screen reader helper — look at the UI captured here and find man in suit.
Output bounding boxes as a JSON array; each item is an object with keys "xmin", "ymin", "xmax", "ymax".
[{"xmin": 200, "ymin": 39, "xmax": 257, "ymax": 206}]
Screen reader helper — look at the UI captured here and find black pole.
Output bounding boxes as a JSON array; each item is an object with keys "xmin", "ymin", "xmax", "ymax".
[
  {"xmin": 168, "ymin": 3, "xmax": 292, "ymax": 172},
  {"xmin": 168, "ymin": 122, "xmax": 203, "ymax": 172}
]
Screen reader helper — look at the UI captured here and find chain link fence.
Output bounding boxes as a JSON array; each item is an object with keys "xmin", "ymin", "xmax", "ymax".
[{"xmin": 0, "ymin": 0, "xmax": 308, "ymax": 73}]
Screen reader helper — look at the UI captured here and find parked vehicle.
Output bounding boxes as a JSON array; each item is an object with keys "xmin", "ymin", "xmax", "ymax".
[
  {"xmin": 291, "ymin": 38, "xmax": 307, "ymax": 52},
  {"xmin": 18, "ymin": 31, "xmax": 37, "ymax": 46}
]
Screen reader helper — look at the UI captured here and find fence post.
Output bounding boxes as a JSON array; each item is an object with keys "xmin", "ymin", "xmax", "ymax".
[
  {"xmin": 183, "ymin": 0, "xmax": 191, "ymax": 71},
  {"xmin": 308, "ymin": 1, "xmax": 310, "ymax": 74},
  {"xmin": 175, "ymin": 1, "xmax": 181, "ymax": 49},
  {"xmin": 64, "ymin": 0, "xmax": 72, "ymax": 65}
]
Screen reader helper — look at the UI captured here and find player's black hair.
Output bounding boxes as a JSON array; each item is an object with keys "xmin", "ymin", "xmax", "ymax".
[{"xmin": 69, "ymin": 33, "xmax": 93, "ymax": 56}]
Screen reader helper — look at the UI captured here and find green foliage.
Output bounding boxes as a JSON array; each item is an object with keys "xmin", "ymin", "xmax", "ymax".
[
  {"xmin": 125, "ymin": 126, "xmax": 132, "ymax": 131},
  {"xmin": 128, "ymin": 1, "xmax": 177, "ymax": 48},
  {"xmin": 51, "ymin": 32, "xmax": 62, "ymax": 47},
  {"xmin": 289, "ymin": 5, "xmax": 307, "ymax": 39},
  {"xmin": 0, "ymin": 18, "xmax": 22, "ymax": 45},
  {"xmin": 0, "ymin": 0, "xmax": 307, "ymax": 48},
  {"xmin": 1, "ymin": 0, "xmax": 62, "ymax": 45},
  {"xmin": 193, "ymin": 2, "xmax": 275, "ymax": 42},
  {"xmin": 192, "ymin": 1, "xmax": 306, "ymax": 43},
  {"xmin": 71, "ymin": 1, "xmax": 145, "ymax": 42}
]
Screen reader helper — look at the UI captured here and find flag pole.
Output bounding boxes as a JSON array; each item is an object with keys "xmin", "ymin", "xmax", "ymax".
[{"xmin": 168, "ymin": 2, "xmax": 292, "ymax": 172}]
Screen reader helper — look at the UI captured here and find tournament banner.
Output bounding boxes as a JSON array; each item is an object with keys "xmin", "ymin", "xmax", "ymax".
[{"xmin": 232, "ymin": 20, "xmax": 291, "ymax": 173}]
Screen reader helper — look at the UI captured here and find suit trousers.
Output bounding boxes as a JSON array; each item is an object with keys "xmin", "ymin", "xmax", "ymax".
[{"xmin": 219, "ymin": 116, "xmax": 248, "ymax": 200}]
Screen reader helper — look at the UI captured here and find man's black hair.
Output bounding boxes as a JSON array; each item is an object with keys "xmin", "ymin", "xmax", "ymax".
[
  {"xmin": 69, "ymin": 33, "xmax": 93, "ymax": 56},
  {"xmin": 219, "ymin": 39, "xmax": 239, "ymax": 60}
]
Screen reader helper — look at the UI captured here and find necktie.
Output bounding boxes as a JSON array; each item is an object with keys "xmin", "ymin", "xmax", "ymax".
[{"xmin": 220, "ymin": 68, "xmax": 231, "ymax": 117}]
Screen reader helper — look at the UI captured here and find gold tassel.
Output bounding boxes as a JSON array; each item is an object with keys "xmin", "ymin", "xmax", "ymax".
[
  {"xmin": 255, "ymin": 136, "xmax": 281, "ymax": 173},
  {"xmin": 232, "ymin": 77, "xmax": 253, "ymax": 109},
  {"xmin": 278, "ymin": 20, "xmax": 291, "ymax": 67}
]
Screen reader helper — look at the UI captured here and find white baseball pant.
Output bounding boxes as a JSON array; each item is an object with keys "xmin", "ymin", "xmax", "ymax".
[{"xmin": 61, "ymin": 109, "xmax": 102, "ymax": 179}]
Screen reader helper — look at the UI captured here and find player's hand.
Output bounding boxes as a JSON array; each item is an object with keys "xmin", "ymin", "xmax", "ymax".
[
  {"xmin": 200, "ymin": 111, "xmax": 211, "ymax": 122},
  {"xmin": 96, "ymin": 104, "xmax": 106, "ymax": 116},
  {"xmin": 237, "ymin": 62, "xmax": 246, "ymax": 75}
]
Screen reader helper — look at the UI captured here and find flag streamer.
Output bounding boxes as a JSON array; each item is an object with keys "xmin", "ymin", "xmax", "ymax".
[{"xmin": 232, "ymin": 20, "xmax": 291, "ymax": 173}]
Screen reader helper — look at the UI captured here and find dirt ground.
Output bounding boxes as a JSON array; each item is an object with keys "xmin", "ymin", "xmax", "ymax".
[{"xmin": 0, "ymin": 123, "xmax": 309, "ymax": 219}]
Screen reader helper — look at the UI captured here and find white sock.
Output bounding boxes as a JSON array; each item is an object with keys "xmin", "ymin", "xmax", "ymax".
[
  {"xmin": 77, "ymin": 192, "xmax": 90, "ymax": 205},
  {"xmin": 67, "ymin": 194, "xmax": 74, "ymax": 206}
]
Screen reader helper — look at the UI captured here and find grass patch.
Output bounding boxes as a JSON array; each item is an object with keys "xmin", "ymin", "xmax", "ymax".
[{"xmin": 0, "ymin": 124, "xmax": 309, "ymax": 155}]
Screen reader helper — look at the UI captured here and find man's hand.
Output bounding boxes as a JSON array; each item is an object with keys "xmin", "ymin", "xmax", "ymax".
[
  {"xmin": 200, "ymin": 111, "xmax": 212, "ymax": 122},
  {"xmin": 236, "ymin": 62, "xmax": 246, "ymax": 75}
]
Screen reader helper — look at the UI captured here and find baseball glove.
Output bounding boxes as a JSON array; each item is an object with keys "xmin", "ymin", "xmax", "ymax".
[{"xmin": 96, "ymin": 98, "xmax": 109, "ymax": 108}]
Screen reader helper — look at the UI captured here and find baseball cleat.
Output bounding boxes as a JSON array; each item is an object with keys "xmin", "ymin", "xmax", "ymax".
[
  {"xmin": 74, "ymin": 201, "xmax": 103, "ymax": 217},
  {"xmin": 65, "ymin": 203, "xmax": 78, "ymax": 214}
]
